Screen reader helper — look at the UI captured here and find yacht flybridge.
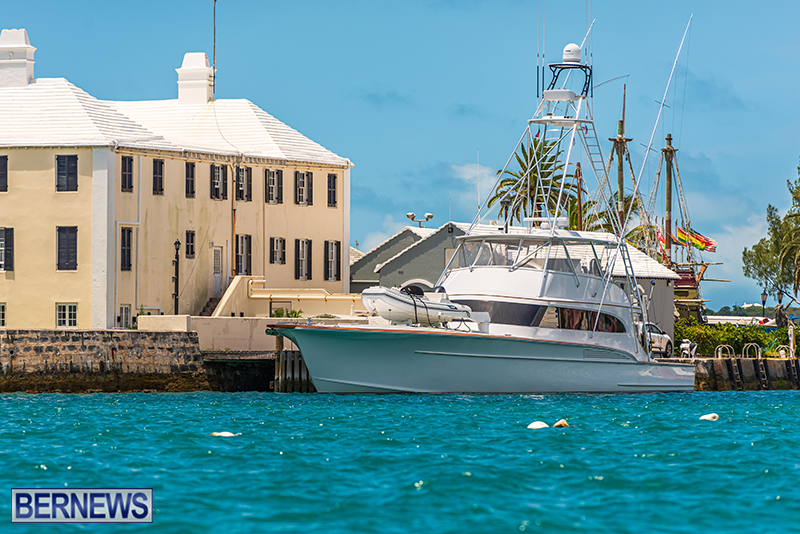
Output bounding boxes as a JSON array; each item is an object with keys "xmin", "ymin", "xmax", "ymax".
[{"xmin": 268, "ymin": 43, "xmax": 696, "ymax": 393}]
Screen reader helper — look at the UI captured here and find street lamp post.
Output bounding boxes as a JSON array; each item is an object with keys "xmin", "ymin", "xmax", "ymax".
[
  {"xmin": 172, "ymin": 239, "xmax": 181, "ymax": 315},
  {"xmin": 761, "ymin": 289, "xmax": 768, "ymax": 318},
  {"xmin": 406, "ymin": 212, "xmax": 434, "ymax": 228}
]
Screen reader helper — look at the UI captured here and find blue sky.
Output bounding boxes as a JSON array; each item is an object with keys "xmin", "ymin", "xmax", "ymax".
[{"xmin": 5, "ymin": 0, "xmax": 799, "ymax": 309}]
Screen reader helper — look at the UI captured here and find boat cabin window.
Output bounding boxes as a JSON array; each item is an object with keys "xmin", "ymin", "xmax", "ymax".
[
  {"xmin": 453, "ymin": 299, "xmax": 625, "ymax": 333},
  {"xmin": 452, "ymin": 238, "xmax": 608, "ymax": 277}
]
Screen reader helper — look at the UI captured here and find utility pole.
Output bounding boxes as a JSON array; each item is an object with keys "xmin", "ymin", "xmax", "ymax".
[
  {"xmin": 608, "ymin": 85, "xmax": 633, "ymax": 232},
  {"xmin": 172, "ymin": 239, "xmax": 181, "ymax": 315}
]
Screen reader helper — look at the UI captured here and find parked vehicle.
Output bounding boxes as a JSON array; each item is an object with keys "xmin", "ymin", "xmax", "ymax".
[{"xmin": 646, "ymin": 323, "xmax": 673, "ymax": 356}]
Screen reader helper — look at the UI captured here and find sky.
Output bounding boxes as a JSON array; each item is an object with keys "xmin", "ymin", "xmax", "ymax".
[{"xmin": 4, "ymin": 0, "xmax": 800, "ymax": 309}]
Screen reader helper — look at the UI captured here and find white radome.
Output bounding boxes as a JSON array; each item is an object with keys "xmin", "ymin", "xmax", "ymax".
[{"xmin": 563, "ymin": 43, "xmax": 581, "ymax": 64}]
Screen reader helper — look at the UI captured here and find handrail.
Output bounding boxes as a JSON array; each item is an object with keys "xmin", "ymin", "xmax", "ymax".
[
  {"xmin": 742, "ymin": 343, "xmax": 762, "ymax": 359},
  {"xmin": 714, "ymin": 344, "xmax": 734, "ymax": 359}
]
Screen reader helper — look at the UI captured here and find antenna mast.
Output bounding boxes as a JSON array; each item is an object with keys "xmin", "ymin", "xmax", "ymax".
[{"xmin": 212, "ymin": 0, "xmax": 217, "ymax": 96}]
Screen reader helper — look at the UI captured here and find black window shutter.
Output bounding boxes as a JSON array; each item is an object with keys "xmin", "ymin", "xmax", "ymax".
[
  {"xmin": 210, "ymin": 164, "xmax": 215, "ymax": 198},
  {"xmin": 324, "ymin": 241, "xmax": 330, "ymax": 280},
  {"xmin": 57, "ymin": 156, "xmax": 67, "ymax": 191},
  {"xmin": 246, "ymin": 235, "xmax": 252, "ymax": 274},
  {"xmin": 68, "ymin": 228, "xmax": 77, "ymax": 269},
  {"xmin": 4, "ymin": 227, "xmax": 13, "ymax": 271},
  {"xmin": 307, "ymin": 172, "xmax": 313, "ymax": 205},
  {"xmin": 335, "ymin": 241, "xmax": 341, "ymax": 281},
  {"xmin": 294, "ymin": 171, "xmax": 299, "ymax": 204},
  {"xmin": 68, "ymin": 156, "xmax": 78, "ymax": 191},
  {"xmin": 235, "ymin": 234, "xmax": 240, "ymax": 275},
  {"xmin": 186, "ymin": 164, "xmax": 191, "ymax": 197},
  {"xmin": 294, "ymin": 239, "xmax": 300, "ymax": 279},
  {"xmin": 246, "ymin": 168, "xmax": 252, "ymax": 201},
  {"xmin": 269, "ymin": 237, "xmax": 275, "ymax": 264},
  {"xmin": 277, "ymin": 170, "xmax": 283, "ymax": 204},
  {"xmin": 0, "ymin": 156, "xmax": 7, "ymax": 192},
  {"xmin": 57, "ymin": 227, "xmax": 67, "ymax": 270},
  {"xmin": 222, "ymin": 166, "xmax": 228, "ymax": 200},
  {"xmin": 306, "ymin": 240, "xmax": 312, "ymax": 280},
  {"xmin": 264, "ymin": 169, "xmax": 269, "ymax": 203},
  {"xmin": 280, "ymin": 238, "xmax": 286, "ymax": 264}
]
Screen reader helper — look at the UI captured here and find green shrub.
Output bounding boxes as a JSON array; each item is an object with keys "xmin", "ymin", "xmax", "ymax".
[
  {"xmin": 673, "ymin": 318, "xmax": 792, "ymax": 356},
  {"xmin": 270, "ymin": 308, "xmax": 303, "ymax": 318}
]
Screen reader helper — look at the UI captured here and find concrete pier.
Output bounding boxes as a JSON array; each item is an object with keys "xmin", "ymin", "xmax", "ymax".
[{"xmin": 664, "ymin": 357, "xmax": 800, "ymax": 391}]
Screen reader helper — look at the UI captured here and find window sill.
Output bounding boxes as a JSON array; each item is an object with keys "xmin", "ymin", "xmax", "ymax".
[
  {"xmin": 186, "ymin": 255, "xmax": 195, "ymax": 260},
  {"xmin": 121, "ymin": 189, "xmax": 134, "ymax": 193},
  {"xmin": 56, "ymin": 269, "xmax": 78, "ymax": 272},
  {"xmin": 153, "ymin": 192, "xmax": 164, "ymax": 196},
  {"xmin": 186, "ymin": 194, "xmax": 196, "ymax": 199}
]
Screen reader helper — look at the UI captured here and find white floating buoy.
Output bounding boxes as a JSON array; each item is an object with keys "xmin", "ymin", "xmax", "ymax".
[
  {"xmin": 699, "ymin": 413, "xmax": 719, "ymax": 421},
  {"xmin": 210, "ymin": 431, "xmax": 239, "ymax": 437},
  {"xmin": 553, "ymin": 419, "xmax": 569, "ymax": 428},
  {"xmin": 527, "ymin": 421, "xmax": 549, "ymax": 429}
]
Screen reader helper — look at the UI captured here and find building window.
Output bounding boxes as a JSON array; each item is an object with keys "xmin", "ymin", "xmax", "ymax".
[
  {"xmin": 324, "ymin": 240, "xmax": 341, "ymax": 281},
  {"xmin": 0, "ymin": 227, "xmax": 13, "ymax": 271},
  {"xmin": 56, "ymin": 303, "xmax": 78, "ymax": 328},
  {"xmin": 186, "ymin": 230, "xmax": 195, "ymax": 259},
  {"xmin": 57, "ymin": 226, "xmax": 78, "ymax": 271},
  {"xmin": 327, "ymin": 174, "xmax": 337, "ymax": 207},
  {"xmin": 153, "ymin": 159, "xmax": 164, "ymax": 195},
  {"xmin": 210, "ymin": 164, "xmax": 227, "ymax": 200},
  {"xmin": 0, "ymin": 303, "xmax": 5, "ymax": 327},
  {"xmin": 119, "ymin": 304, "xmax": 131, "ymax": 329},
  {"xmin": 294, "ymin": 171, "xmax": 313, "ymax": 205},
  {"xmin": 121, "ymin": 227, "xmax": 132, "ymax": 271},
  {"xmin": 266, "ymin": 169, "xmax": 283, "ymax": 204},
  {"xmin": 185, "ymin": 162, "xmax": 196, "ymax": 198},
  {"xmin": 56, "ymin": 155, "xmax": 78, "ymax": 192},
  {"xmin": 236, "ymin": 167, "xmax": 252, "ymax": 202},
  {"xmin": 269, "ymin": 237, "xmax": 286, "ymax": 264},
  {"xmin": 235, "ymin": 234, "xmax": 252, "ymax": 275},
  {"xmin": 294, "ymin": 239, "xmax": 312, "ymax": 280},
  {"xmin": 121, "ymin": 156, "xmax": 133, "ymax": 192},
  {"xmin": 0, "ymin": 155, "xmax": 7, "ymax": 192}
]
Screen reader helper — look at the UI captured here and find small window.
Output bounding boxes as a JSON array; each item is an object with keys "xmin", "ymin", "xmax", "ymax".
[
  {"xmin": 327, "ymin": 173, "xmax": 337, "ymax": 207},
  {"xmin": 56, "ymin": 303, "xmax": 78, "ymax": 328},
  {"xmin": 235, "ymin": 234, "xmax": 252, "ymax": 275},
  {"xmin": 269, "ymin": 237, "xmax": 286, "ymax": 265},
  {"xmin": 57, "ymin": 226, "xmax": 78, "ymax": 271},
  {"xmin": 294, "ymin": 171, "xmax": 313, "ymax": 205},
  {"xmin": 235, "ymin": 167, "xmax": 252, "ymax": 202},
  {"xmin": 0, "ymin": 155, "xmax": 7, "ymax": 192},
  {"xmin": 56, "ymin": 155, "xmax": 78, "ymax": 192},
  {"xmin": 185, "ymin": 162, "xmax": 196, "ymax": 198},
  {"xmin": 266, "ymin": 169, "xmax": 283, "ymax": 204},
  {"xmin": 121, "ymin": 227, "xmax": 132, "ymax": 271},
  {"xmin": 119, "ymin": 304, "xmax": 131, "ymax": 329},
  {"xmin": 324, "ymin": 240, "xmax": 341, "ymax": 281},
  {"xmin": 0, "ymin": 227, "xmax": 12, "ymax": 271},
  {"xmin": 121, "ymin": 156, "xmax": 133, "ymax": 192},
  {"xmin": 186, "ymin": 230, "xmax": 195, "ymax": 259},
  {"xmin": 210, "ymin": 164, "xmax": 227, "ymax": 200},
  {"xmin": 294, "ymin": 239, "xmax": 312, "ymax": 280},
  {"xmin": 0, "ymin": 303, "xmax": 6, "ymax": 327},
  {"xmin": 153, "ymin": 159, "xmax": 164, "ymax": 195}
]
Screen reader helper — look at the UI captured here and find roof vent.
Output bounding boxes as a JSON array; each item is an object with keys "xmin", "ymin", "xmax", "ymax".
[
  {"xmin": 562, "ymin": 43, "xmax": 581, "ymax": 64},
  {"xmin": 176, "ymin": 52, "xmax": 214, "ymax": 105},
  {"xmin": 0, "ymin": 29, "xmax": 36, "ymax": 88}
]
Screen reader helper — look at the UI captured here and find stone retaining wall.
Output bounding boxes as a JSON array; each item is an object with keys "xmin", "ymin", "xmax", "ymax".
[{"xmin": 0, "ymin": 329, "xmax": 209, "ymax": 393}]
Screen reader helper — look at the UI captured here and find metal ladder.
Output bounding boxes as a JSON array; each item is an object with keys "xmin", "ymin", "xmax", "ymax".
[
  {"xmin": 757, "ymin": 358, "xmax": 769, "ymax": 389},
  {"xmin": 787, "ymin": 359, "xmax": 799, "ymax": 389},
  {"xmin": 728, "ymin": 359, "xmax": 743, "ymax": 391}
]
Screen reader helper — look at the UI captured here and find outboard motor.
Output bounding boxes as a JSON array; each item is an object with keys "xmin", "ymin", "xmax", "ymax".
[{"xmin": 679, "ymin": 339, "xmax": 697, "ymax": 358}]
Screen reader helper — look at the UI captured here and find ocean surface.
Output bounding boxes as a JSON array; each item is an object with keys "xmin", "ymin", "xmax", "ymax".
[{"xmin": 1, "ymin": 391, "xmax": 799, "ymax": 533}]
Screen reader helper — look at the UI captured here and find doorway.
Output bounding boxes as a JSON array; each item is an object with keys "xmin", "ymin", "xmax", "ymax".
[{"xmin": 213, "ymin": 246, "xmax": 223, "ymax": 297}]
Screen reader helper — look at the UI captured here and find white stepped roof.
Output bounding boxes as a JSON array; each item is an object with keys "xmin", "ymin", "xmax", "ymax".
[
  {"xmin": 110, "ymin": 98, "xmax": 350, "ymax": 167},
  {"xmin": 0, "ymin": 78, "xmax": 175, "ymax": 151}
]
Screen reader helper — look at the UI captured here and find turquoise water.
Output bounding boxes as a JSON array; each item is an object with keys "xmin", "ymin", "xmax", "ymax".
[{"xmin": 1, "ymin": 391, "xmax": 799, "ymax": 533}]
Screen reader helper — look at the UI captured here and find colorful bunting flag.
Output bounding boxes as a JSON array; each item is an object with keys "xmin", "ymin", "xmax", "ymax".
[
  {"xmin": 688, "ymin": 228, "xmax": 717, "ymax": 253},
  {"xmin": 673, "ymin": 227, "xmax": 689, "ymax": 246}
]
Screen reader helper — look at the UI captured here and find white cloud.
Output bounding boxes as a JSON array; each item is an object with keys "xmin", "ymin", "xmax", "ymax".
[
  {"xmin": 450, "ymin": 162, "xmax": 498, "ymax": 213},
  {"xmin": 359, "ymin": 214, "xmax": 407, "ymax": 252}
]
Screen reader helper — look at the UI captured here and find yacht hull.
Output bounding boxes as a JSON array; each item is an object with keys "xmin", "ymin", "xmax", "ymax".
[{"xmin": 275, "ymin": 325, "xmax": 696, "ymax": 394}]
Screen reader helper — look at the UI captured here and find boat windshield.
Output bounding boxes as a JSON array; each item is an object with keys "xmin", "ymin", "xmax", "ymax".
[{"xmin": 451, "ymin": 237, "xmax": 616, "ymax": 277}]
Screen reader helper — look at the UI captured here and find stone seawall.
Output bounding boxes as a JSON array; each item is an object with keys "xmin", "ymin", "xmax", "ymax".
[
  {"xmin": 0, "ymin": 329, "xmax": 209, "ymax": 393},
  {"xmin": 667, "ymin": 357, "xmax": 800, "ymax": 391}
]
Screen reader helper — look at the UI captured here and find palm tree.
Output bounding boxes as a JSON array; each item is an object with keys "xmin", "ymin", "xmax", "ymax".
[{"xmin": 488, "ymin": 137, "xmax": 577, "ymax": 225}]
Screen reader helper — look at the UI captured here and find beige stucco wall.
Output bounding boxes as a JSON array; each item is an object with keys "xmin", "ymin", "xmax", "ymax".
[
  {"xmin": 0, "ymin": 147, "xmax": 95, "ymax": 328},
  {"xmin": 0, "ymin": 147, "xmax": 350, "ymax": 330},
  {"xmin": 113, "ymin": 154, "xmax": 350, "ymax": 324}
]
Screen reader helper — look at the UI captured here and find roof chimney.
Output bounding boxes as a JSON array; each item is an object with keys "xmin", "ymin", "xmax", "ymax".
[
  {"xmin": 176, "ymin": 52, "xmax": 214, "ymax": 105},
  {"xmin": 0, "ymin": 29, "xmax": 36, "ymax": 88}
]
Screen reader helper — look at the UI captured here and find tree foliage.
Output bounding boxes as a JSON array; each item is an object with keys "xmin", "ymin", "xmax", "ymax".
[{"xmin": 674, "ymin": 318, "xmax": 790, "ymax": 356}]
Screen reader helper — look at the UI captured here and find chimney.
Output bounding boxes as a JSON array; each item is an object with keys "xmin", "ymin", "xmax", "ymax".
[
  {"xmin": 176, "ymin": 52, "xmax": 214, "ymax": 105},
  {"xmin": 0, "ymin": 29, "xmax": 36, "ymax": 88}
]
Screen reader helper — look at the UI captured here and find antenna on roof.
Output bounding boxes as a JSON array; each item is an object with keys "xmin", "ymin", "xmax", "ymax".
[{"xmin": 212, "ymin": 0, "xmax": 217, "ymax": 96}]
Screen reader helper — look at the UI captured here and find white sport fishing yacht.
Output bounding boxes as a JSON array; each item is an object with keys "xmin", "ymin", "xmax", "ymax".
[{"xmin": 269, "ymin": 43, "xmax": 696, "ymax": 393}]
